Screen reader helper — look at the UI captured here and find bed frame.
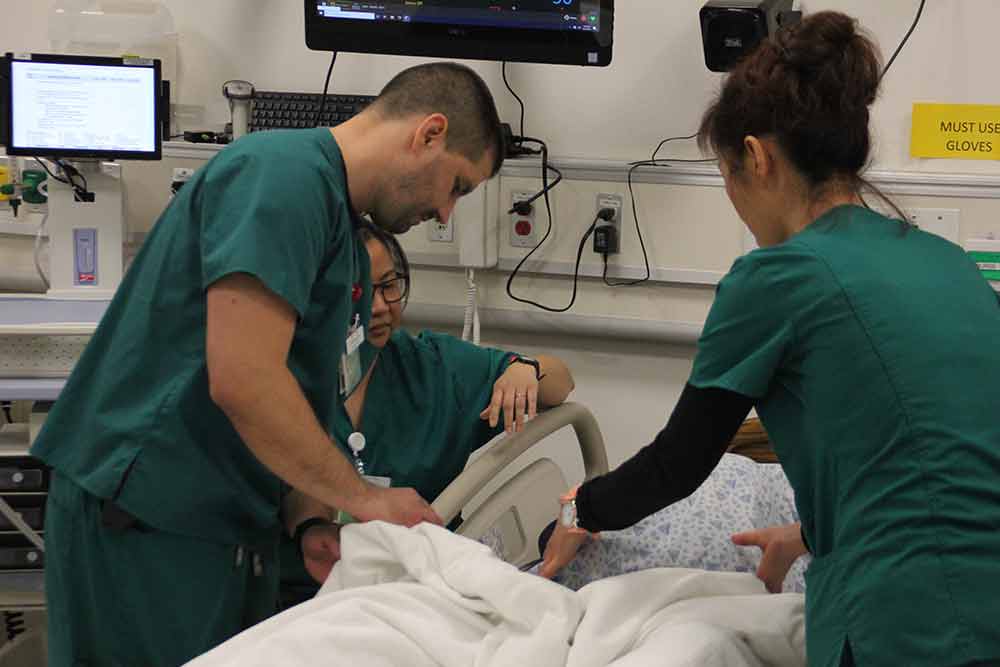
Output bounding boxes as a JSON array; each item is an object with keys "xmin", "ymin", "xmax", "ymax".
[
  {"xmin": 431, "ymin": 402, "xmax": 609, "ymax": 567},
  {"xmin": 727, "ymin": 418, "xmax": 778, "ymax": 463},
  {"xmin": 432, "ymin": 407, "xmax": 779, "ymax": 567}
]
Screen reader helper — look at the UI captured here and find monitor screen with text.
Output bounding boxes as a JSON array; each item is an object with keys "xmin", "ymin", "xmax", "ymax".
[{"xmin": 8, "ymin": 57, "xmax": 159, "ymax": 159}]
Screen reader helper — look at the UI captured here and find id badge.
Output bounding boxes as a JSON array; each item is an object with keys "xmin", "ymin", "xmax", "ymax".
[
  {"xmin": 363, "ymin": 475, "xmax": 392, "ymax": 488},
  {"xmin": 339, "ymin": 316, "xmax": 365, "ymax": 397}
]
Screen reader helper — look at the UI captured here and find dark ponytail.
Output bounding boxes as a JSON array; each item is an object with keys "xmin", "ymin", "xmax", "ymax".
[{"xmin": 699, "ymin": 11, "xmax": 906, "ymax": 221}]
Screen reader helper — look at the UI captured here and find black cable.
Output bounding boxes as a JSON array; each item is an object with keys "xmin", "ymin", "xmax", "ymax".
[
  {"xmin": 501, "ymin": 62, "xmax": 525, "ymax": 147},
  {"xmin": 34, "ymin": 157, "xmax": 93, "ymax": 203},
  {"xmin": 604, "ymin": 134, "xmax": 715, "ymax": 287},
  {"xmin": 881, "ymin": 0, "xmax": 926, "ymax": 80},
  {"xmin": 33, "ymin": 158, "xmax": 72, "ymax": 187},
  {"xmin": 315, "ymin": 51, "xmax": 338, "ymax": 128},
  {"xmin": 1, "ymin": 401, "xmax": 12, "ymax": 424},
  {"xmin": 504, "ymin": 136, "xmax": 563, "ymax": 214},
  {"xmin": 55, "ymin": 159, "xmax": 88, "ymax": 194},
  {"xmin": 3, "ymin": 611, "xmax": 25, "ymax": 641},
  {"xmin": 505, "ymin": 138, "xmax": 594, "ymax": 313},
  {"xmin": 599, "ymin": 133, "xmax": 702, "ymax": 287},
  {"xmin": 506, "ymin": 212, "xmax": 600, "ymax": 313},
  {"xmin": 650, "ymin": 133, "xmax": 698, "ymax": 162}
]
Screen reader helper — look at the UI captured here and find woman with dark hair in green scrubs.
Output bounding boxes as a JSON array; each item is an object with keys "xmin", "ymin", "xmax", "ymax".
[
  {"xmin": 282, "ymin": 222, "xmax": 575, "ymax": 597},
  {"xmin": 540, "ymin": 12, "xmax": 1000, "ymax": 667}
]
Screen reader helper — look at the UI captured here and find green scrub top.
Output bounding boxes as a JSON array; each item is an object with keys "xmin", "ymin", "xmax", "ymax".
[
  {"xmin": 691, "ymin": 205, "xmax": 1000, "ymax": 667},
  {"xmin": 337, "ymin": 329, "xmax": 516, "ymax": 502},
  {"xmin": 279, "ymin": 329, "xmax": 514, "ymax": 606},
  {"xmin": 32, "ymin": 128, "xmax": 372, "ymax": 554}
]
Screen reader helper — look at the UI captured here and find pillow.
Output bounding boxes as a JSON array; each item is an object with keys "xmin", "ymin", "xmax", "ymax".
[{"xmin": 551, "ymin": 453, "xmax": 809, "ymax": 592}]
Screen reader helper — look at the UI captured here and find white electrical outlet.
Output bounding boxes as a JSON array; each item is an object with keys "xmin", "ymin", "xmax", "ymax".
[
  {"xmin": 908, "ymin": 208, "xmax": 960, "ymax": 244},
  {"xmin": 427, "ymin": 216, "xmax": 454, "ymax": 243},
  {"xmin": 457, "ymin": 178, "xmax": 499, "ymax": 268},
  {"xmin": 509, "ymin": 191, "xmax": 538, "ymax": 248}
]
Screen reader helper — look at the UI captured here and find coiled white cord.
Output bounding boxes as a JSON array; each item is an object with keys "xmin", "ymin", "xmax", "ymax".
[{"xmin": 462, "ymin": 268, "xmax": 480, "ymax": 345}]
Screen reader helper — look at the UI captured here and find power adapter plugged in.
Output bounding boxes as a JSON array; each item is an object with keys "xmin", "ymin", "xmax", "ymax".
[
  {"xmin": 593, "ymin": 224, "xmax": 619, "ymax": 254},
  {"xmin": 593, "ymin": 206, "xmax": 620, "ymax": 254}
]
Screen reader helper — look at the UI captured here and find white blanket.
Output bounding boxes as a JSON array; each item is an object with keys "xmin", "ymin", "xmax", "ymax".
[{"xmin": 187, "ymin": 522, "xmax": 805, "ymax": 667}]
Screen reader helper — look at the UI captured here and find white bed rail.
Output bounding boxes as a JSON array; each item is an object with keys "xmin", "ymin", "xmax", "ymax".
[{"xmin": 431, "ymin": 402, "xmax": 609, "ymax": 529}]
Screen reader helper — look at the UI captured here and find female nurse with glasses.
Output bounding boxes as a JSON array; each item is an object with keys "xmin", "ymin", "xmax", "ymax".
[{"xmin": 279, "ymin": 221, "xmax": 576, "ymax": 603}]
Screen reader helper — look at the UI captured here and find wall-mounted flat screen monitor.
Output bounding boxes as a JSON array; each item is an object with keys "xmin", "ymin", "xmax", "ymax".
[{"xmin": 305, "ymin": 1, "xmax": 614, "ymax": 67}]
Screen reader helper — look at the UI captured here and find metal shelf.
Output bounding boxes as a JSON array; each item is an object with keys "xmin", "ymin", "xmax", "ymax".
[
  {"xmin": 0, "ymin": 572, "xmax": 44, "ymax": 611},
  {"xmin": 0, "ymin": 297, "xmax": 107, "ymax": 336}
]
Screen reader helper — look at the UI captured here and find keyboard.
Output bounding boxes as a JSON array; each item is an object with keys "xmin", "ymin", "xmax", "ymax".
[{"xmin": 249, "ymin": 91, "xmax": 377, "ymax": 132}]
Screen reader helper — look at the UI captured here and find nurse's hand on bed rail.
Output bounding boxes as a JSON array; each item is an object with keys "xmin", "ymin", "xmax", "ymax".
[
  {"xmin": 352, "ymin": 486, "xmax": 444, "ymax": 527},
  {"xmin": 538, "ymin": 523, "xmax": 591, "ymax": 579},
  {"xmin": 731, "ymin": 522, "xmax": 808, "ymax": 594},
  {"xmin": 302, "ymin": 522, "xmax": 343, "ymax": 583},
  {"xmin": 481, "ymin": 361, "xmax": 539, "ymax": 434}
]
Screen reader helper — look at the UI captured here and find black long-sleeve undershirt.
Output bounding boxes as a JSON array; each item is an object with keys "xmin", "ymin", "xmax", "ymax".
[{"xmin": 575, "ymin": 383, "xmax": 754, "ymax": 533}]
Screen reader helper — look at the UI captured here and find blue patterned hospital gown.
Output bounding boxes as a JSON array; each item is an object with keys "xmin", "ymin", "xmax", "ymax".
[{"xmin": 542, "ymin": 454, "xmax": 808, "ymax": 592}]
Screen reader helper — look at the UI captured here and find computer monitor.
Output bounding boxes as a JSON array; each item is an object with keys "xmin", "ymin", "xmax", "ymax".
[
  {"xmin": 305, "ymin": 1, "xmax": 614, "ymax": 67},
  {"xmin": 1, "ymin": 53, "xmax": 162, "ymax": 161}
]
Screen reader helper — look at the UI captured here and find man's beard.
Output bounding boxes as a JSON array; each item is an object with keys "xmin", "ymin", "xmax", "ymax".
[{"xmin": 369, "ymin": 210, "xmax": 418, "ymax": 235}]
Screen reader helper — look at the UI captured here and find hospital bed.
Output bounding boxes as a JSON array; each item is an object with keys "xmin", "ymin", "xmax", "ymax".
[
  {"xmin": 188, "ymin": 405, "xmax": 806, "ymax": 667},
  {"xmin": 432, "ymin": 404, "xmax": 780, "ymax": 570},
  {"xmin": 432, "ymin": 401, "xmax": 610, "ymax": 568}
]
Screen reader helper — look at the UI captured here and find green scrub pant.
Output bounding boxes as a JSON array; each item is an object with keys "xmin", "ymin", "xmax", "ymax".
[{"xmin": 44, "ymin": 473, "xmax": 278, "ymax": 667}]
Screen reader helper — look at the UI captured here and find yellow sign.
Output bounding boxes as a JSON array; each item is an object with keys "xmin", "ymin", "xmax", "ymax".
[{"xmin": 911, "ymin": 103, "xmax": 1000, "ymax": 160}]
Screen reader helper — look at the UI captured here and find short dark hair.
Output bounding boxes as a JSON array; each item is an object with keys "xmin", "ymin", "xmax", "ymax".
[{"xmin": 373, "ymin": 62, "xmax": 505, "ymax": 177}]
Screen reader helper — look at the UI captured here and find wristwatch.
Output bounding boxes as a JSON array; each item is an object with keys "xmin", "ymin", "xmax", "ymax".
[
  {"xmin": 558, "ymin": 485, "xmax": 594, "ymax": 536},
  {"xmin": 293, "ymin": 516, "xmax": 332, "ymax": 556},
  {"xmin": 509, "ymin": 355, "xmax": 546, "ymax": 381}
]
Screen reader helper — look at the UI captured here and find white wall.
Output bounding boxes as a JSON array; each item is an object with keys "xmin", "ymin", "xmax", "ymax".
[
  {"xmin": 4, "ymin": 0, "xmax": 1000, "ymax": 481},
  {"xmin": 6, "ymin": 1, "xmax": 1000, "ymax": 172}
]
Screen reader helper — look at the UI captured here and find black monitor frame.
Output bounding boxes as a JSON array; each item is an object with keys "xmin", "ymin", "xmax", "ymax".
[
  {"xmin": 2, "ymin": 52, "xmax": 163, "ymax": 161},
  {"xmin": 304, "ymin": 1, "xmax": 614, "ymax": 67}
]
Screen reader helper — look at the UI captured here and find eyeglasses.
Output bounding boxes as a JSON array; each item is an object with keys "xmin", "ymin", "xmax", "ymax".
[{"xmin": 372, "ymin": 275, "xmax": 408, "ymax": 304}]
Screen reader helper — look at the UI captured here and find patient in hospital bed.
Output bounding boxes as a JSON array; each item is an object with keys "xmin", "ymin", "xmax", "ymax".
[{"xmin": 538, "ymin": 452, "xmax": 809, "ymax": 594}]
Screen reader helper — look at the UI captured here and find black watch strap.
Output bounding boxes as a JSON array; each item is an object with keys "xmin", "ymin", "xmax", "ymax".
[
  {"xmin": 510, "ymin": 356, "xmax": 546, "ymax": 381},
  {"xmin": 293, "ymin": 517, "xmax": 332, "ymax": 555}
]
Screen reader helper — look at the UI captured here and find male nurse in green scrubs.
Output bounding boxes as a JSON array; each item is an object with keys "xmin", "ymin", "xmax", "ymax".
[{"xmin": 32, "ymin": 62, "xmax": 505, "ymax": 666}]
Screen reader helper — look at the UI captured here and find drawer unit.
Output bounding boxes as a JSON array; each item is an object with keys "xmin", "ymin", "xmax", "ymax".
[
  {"xmin": 0, "ymin": 536, "xmax": 43, "ymax": 571},
  {"xmin": 0, "ymin": 421, "xmax": 49, "ymax": 573}
]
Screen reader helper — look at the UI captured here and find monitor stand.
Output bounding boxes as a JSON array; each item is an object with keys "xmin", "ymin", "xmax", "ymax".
[{"xmin": 45, "ymin": 162, "xmax": 124, "ymax": 300}]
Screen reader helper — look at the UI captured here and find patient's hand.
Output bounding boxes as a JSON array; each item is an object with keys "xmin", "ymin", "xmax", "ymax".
[
  {"xmin": 302, "ymin": 522, "xmax": 343, "ymax": 584},
  {"xmin": 731, "ymin": 522, "xmax": 807, "ymax": 594},
  {"xmin": 538, "ymin": 523, "xmax": 591, "ymax": 579}
]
